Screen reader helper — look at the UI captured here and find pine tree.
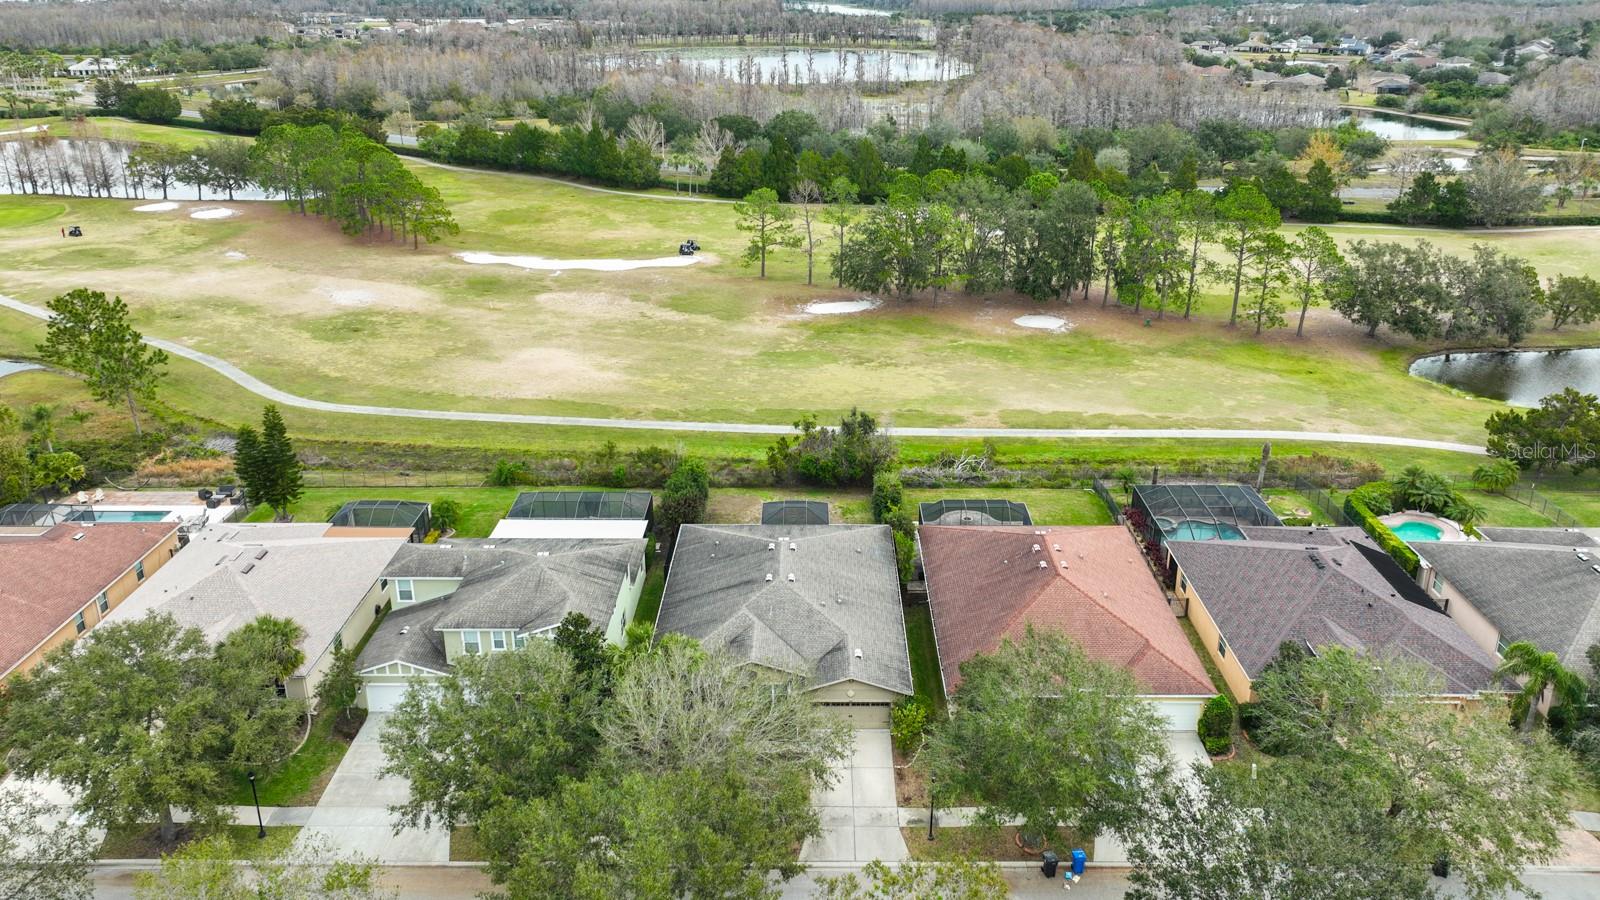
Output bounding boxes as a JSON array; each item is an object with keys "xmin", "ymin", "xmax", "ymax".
[{"xmin": 237, "ymin": 405, "xmax": 303, "ymax": 521}]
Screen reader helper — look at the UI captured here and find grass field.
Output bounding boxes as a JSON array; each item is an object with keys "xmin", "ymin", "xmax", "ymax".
[{"xmin": 5, "ymin": 124, "xmax": 1600, "ymax": 451}]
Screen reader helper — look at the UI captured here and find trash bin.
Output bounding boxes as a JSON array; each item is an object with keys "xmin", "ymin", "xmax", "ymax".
[
  {"xmin": 1070, "ymin": 849, "xmax": 1087, "ymax": 876},
  {"xmin": 1040, "ymin": 851, "xmax": 1059, "ymax": 878},
  {"xmin": 1432, "ymin": 855, "xmax": 1450, "ymax": 878}
]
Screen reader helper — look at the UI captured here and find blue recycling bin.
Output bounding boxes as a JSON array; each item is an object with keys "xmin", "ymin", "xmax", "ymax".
[{"xmin": 1070, "ymin": 848, "xmax": 1087, "ymax": 876}]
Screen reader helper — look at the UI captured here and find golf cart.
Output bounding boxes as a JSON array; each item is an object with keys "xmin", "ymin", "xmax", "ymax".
[
  {"xmin": 678, "ymin": 238, "xmax": 700, "ymax": 256},
  {"xmin": 67, "ymin": 225, "xmax": 83, "ymax": 237}
]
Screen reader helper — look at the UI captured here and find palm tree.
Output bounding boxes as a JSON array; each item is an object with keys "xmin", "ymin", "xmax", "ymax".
[
  {"xmin": 1495, "ymin": 641, "xmax": 1587, "ymax": 733},
  {"xmin": 1446, "ymin": 498, "xmax": 1487, "ymax": 530},
  {"xmin": 21, "ymin": 403, "xmax": 56, "ymax": 453},
  {"xmin": 1472, "ymin": 459, "xmax": 1520, "ymax": 494}
]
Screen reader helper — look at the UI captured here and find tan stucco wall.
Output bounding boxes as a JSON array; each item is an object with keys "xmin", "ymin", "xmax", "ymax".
[
  {"xmin": 391, "ymin": 577, "xmax": 458, "ymax": 607},
  {"xmin": 1421, "ymin": 567, "xmax": 1502, "ymax": 660},
  {"xmin": 1173, "ymin": 562, "xmax": 1256, "ymax": 702},
  {"xmin": 290, "ymin": 577, "xmax": 387, "ymax": 702},
  {"xmin": 810, "ymin": 680, "xmax": 904, "ymax": 704},
  {"xmin": 8, "ymin": 529, "xmax": 182, "ymax": 678}
]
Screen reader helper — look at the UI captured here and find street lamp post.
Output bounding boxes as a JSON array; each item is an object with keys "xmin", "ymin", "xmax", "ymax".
[{"xmin": 248, "ymin": 771, "xmax": 266, "ymax": 839}]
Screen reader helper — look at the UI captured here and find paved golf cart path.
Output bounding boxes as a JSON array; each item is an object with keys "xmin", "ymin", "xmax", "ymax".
[{"xmin": 0, "ymin": 293, "xmax": 1484, "ymax": 453}]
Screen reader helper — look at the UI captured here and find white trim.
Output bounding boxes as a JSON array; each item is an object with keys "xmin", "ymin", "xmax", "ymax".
[{"xmin": 358, "ymin": 659, "xmax": 450, "ymax": 677}]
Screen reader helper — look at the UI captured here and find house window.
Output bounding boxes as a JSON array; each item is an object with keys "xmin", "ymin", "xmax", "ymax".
[
  {"xmin": 1217, "ymin": 637, "xmax": 1228, "ymax": 658},
  {"xmin": 396, "ymin": 580, "xmax": 414, "ymax": 603},
  {"xmin": 73, "ymin": 610, "xmax": 87, "ymax": 634},
  {"xmin": 1496, "ymin": 637, "xmax": 1509, "ymax": 656},
  {"xmin": 513, "ymin": 633, "xmax": 527, "ymax": 649},
  {"xmin": 491, "ymin": 631, "xmax": 507, "ymax": 651},
  {"xmin": 135, "ymin": 561, "xmax": 145, "ymax": 581},
  {"xmin": 462, "ymin": 631, "xmax": 481, "ymax": 655},
  {"xmin": 274, "ymin": 679, "xmax": 287, "ymax": 698},
  {"xmin": 1177, "ymin": 574, "xmax": 1187, "ymax": 594},
  {"xmin": 96, "ymin": 592, "xmax": 109, "ymax": 615}
]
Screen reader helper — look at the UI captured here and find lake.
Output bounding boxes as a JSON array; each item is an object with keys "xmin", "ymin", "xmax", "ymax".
[
  {"xmin": 0, "ymin": 360, "xmax": 42, "ymax": 380},
  {"xmin": 793, "ymin": 2, "xmax": 893, "ymax": 15},
  {"xmin": 1350, "ymin": 110, "xmax": 1467, "ymax": 142},
  {"xmin": 636, "ymin": 46, "xmax": 966, "ymax": 83},
  {"xmin": 1409, "ymin": 348, "xmax": 1600, "ymax": 406},
  {"xmin": 0, "ymin": 138, "xmax": 270, "ymax": 201}
]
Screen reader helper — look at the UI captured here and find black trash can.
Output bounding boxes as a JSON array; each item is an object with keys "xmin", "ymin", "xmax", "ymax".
[
  {"xmin": 1041, "ymin": 850, "xmax": 1059, "ymax": 878},
  {"xmin": 1432, "ymin": 855, "xmax": 1450, "ymax": 878}
]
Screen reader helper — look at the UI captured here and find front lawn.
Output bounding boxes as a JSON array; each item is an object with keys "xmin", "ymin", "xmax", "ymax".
[
  {"xmin": 901, "ymin": 826, "xmax": 1094, "ymax": 862},
  {"xmin": 99, "ymin": 823, "xmax": 301, "ymax": 859},
  {"xmin": 222, "ymin": 709, "xmax": 366, "ymax": 807}
]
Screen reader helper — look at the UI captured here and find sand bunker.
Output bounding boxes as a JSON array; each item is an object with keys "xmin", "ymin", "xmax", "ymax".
[
  {"xmin": 1013, "ymin": 314, "xmax": 1074, "ymax": 332},
  {"xmin": 803, "ymin": 298, "xmax": 880, "ymax": 316},
  {"xmin": 319, "ymin": 287, "xmax": 375, "ymax": 307},
  {"xmin": 190, "ymin": 208, "xmax": 238, "ymax": 220},
  {"xmin": 456, "ymin": 251, "xmax": 701, "ymax": 272},
  {"xmin": 0, "ymin": 125, "xmax": 47, "ymax": 137},
  {"xmin": 223, "ymin": 250, "xmax": 247, "ymax": 260},
  {"xmin": 133, "ymin": 201, "xmax": 179, "ymax": 212}
]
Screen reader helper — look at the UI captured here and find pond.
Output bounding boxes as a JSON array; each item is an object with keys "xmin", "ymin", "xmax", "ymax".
[
  {"xmin": 1350, "ymin": 109, "xmax": 1467, "ymax": 142},
  {"xmin": 0, "ymin": 138, "xmax": 270, "ymax": 201},
  {"xmin": 0, "ymin": 360, "xmax": 42, "ymax": 380},
  {"xmin": 635, "ymin": 46, "xmax": 966, "ymax": 83},
  {"xmin": 1409, "ymin": 348, "xmax": 1600, "ymax": 406}
]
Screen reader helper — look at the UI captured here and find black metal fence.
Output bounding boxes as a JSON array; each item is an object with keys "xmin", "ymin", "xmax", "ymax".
[
  {"xmin": 300, "ymin": 471, "xmax": 488, "ymax": 489},
  {"xmin": 1091, "ymin": 477, "xmax": 1125, "ymax": 524},
  {"xmin": 1496, "ymin": 482, "xmax": 1581, "ymax": 528},
  {"xmin": 1292, "ymin": 477, "xmax": 1355, "ymax": 527}
]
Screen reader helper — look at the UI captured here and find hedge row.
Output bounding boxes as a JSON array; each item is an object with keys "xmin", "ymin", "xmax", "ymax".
[
  {"xmin": 1342, "ymin": 481, "xmax": 1421, "ymax": 575},
  {"xmin": 1331, "ymin": 209, "xmax": 1600, "ymax": 227}
]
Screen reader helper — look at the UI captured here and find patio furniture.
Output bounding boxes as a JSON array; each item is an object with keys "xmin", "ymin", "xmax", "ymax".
[{"xmin": 198, "ymin": 488, "xmax": 213, "ymax": 500}]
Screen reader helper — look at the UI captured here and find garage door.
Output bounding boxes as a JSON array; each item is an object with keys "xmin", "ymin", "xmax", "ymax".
[
  {"xmin": 363, "ymin": 682, "xmax": 409, "ymax": 712},
  {"xmin": 820, "ymin": 702, "xmax": 891, "ymax": 728}
]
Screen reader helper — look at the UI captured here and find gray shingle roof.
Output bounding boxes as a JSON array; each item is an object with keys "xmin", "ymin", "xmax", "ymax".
[
  {"xmin": 1167, "ymin": 528, "xmax": 1501, "ymax": 694},
  {"xmin": 1413, "ymin": 540, "xmax": 1600, "ymax": 680},
  {"xmin": 362, "ymin": 539, "xmax": 646, "ymax": 670},
  {"xmin": 1478, "ymin": 527, "xmax": 1599, "ymax": 548},
  {"xmin": 656, "ymin": 524, "xmax": 912, "ymax": 696}
]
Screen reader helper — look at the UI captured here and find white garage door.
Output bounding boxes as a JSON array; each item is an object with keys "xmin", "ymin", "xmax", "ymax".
[
  {"xmin": 820, "ymin": 703, "xmax": 892, "ymax": 728},
  {"xmin": 363, "ymin": 682, "xmax": 409, "ymax": 712}
]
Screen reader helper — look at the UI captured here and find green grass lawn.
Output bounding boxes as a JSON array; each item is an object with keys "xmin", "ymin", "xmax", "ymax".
[
  {"xmin": 904, "ymin": 487, "xmax": 1113, "ymax": 526},
  {"xmin": 635, "ymin": 561, "xmax": 666, "ymax": 629},
  {"xmin": 244, "ymin": 486, "xmax": 520, "ymax": 536},
  {"xmin": 1178, "ymin": 616, "xmax": 1235, "ymax": 703},
  {"xmin": 903, "ymin": 604, "xmax": 945, "ymax": 717},
  {"xmin": 99, "ymin": 823, "xmax": 300, "ymax": 859},
  {"xmin": 902, "ymin": 826, "xmax": 1093, "ymax": 862},
  {"xmin": 1261, "ymin": 488, "xmax": 1340, "ymax": 525},
  {"xmin": 450, "ymin": 825, "xmax": 489, "ymax": 862},
  {"xmin": 222, "ymin": 710, "xmax": 365, "ymax": 807}
]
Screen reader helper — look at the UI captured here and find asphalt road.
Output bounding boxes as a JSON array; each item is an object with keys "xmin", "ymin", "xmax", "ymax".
[{"xmin": 0, "ymin": 293, "xmax": 1485, "ymax": 453}]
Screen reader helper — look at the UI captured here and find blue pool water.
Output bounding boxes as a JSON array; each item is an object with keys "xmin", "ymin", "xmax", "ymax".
[
  {"xmin": 1390, "ymin": 520, "xmax": 1443, "ymax": 542},
  {"xmin": 72, "ymin": 510, "xmax": 171, "ymax": 523},
  {"xmin": 1163, "ymin": 520, "xmax": 1246, "ymax": 541}
]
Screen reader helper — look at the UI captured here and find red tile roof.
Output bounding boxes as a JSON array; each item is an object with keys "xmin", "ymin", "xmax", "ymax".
[
  {"xmin": 919, "ymin": 525, "xmax": 1214, "ymax": 697},
  {"xmin": 0, "ymin": 522, "xmax": 177, "ymax": 674}
]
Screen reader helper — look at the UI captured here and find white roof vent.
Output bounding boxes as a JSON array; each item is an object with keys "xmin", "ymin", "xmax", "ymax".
[
  {"xmin": 853, "ymin": 648, "xmax": 863, "ymax": 659},
  {"xmin": 1052, "ymin": 544, "xmax": 1061, "ymax": 552},
  {"xmin": 72, "ymin": 532, "xmax": 85, "ymax": 541},
  {"xmin": 535, "ymin": 551, "xmax": 549, "ymax": 557},
  {"xmin": 787, "ymin": 573, "xmax": 796, "ymax": 582},
  {"xmin": 1038, "ymin": 560, "xmax": 1047, "ymax": 569},
  {"xmin": 1592, "ymin": 565, "xmax": 1600, "ymax": 575},
  {"xmin": 399, "ymin": 626, "xmax": 409, "ymax": 635},
  {"xmin": 1060, "ymin": 560, "xmax": 1069, "ymax": 569},
  {"xmin": 1032, "ymin": 543, "xmax": 1041, "ymax": 552},
  {"xmin": 835, "ymin": 595, "xmax": 843, "ymax": 604},
  {"xmin": 789, "ymin": 543, "xmax": 797, "ymax": 551},
  {"xmin": 765, "ymin": 573, "xmax": 773, "ymax": 582},
  {"xmin": 768, "ymin": 542, "xmax": 776, "ymax": 550}
]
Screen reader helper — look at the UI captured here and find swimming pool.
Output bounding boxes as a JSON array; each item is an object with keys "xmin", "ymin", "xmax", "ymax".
[
  {"xmin": 70, "ymin": 510, "xmax": 171, "ymax": 523},
  {"xmin": 1162, "ymin": 519, "xmax": 1246, "ymax": 541},
  {"xmin": 1390, "ymin": 520, "xmax": 1443, "ymax": 542}
]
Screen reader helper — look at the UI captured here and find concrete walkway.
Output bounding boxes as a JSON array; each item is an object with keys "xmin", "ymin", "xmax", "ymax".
[
  {"xmin": 290, "ymin": 713, "xmax": 449, "ymax": 864},
  {"xmin": 0, "ymin": 293, "xmax": 1486, "ymax": 453},
  {"xmin": 802, "ymin": 730, "xmax": 907, "ymax": 864}
]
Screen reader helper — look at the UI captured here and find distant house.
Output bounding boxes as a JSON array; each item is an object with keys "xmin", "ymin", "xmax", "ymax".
[
  {"xmin": 326, "ymin": 499, "xmax": 431, "ymax": 542},
  {"xmin": 1413, "ymin": 532, "xmax": 1600, "ymax": 685},
  {"xmin": 1336, "ymin": 38, "xmax": 1372, "ymax": 56},
  {"xmin": 357, "ymin": 538, "xmax": 648, "ymax": 710},
  {"xmin": 1436, "ymin": 56, "xmax": 1477, "ymax": 70},
  {"xmin": 1271, "ymin": 72, "xmax": 1328, "ymax": 91},
  {"xmin": 101, "ymin": 523, "xmax": 403, "ymax": 701},
  {"xmin": 1165, "ymin": 526, "xmax": 1501, "ymax": 701},
  {"xmin": 1194, "ymin": 64, "xmax": 1234, "ymax": 80},
  {"xmin": 919, "ymin": 525, "xmax": 1215, "ymax": 729},
  {"xmin": 0, "ymin": 521, "xmax": 181, "ymax": 680},
  {"xmin": 1370, "ymin": 75, "xmax": 1414, "ymax": 95},
  {"xmin": 655, "ymin": 524, "xmax": 912, "ymax": 726},
  {"xmin": 65, "ymin": 57, "xmax": 120, "ymax": 78},
  {"xmin": 489, "ymin": 490, "xmax": 653, "ymax": 540},
  {"xmin": 1477, "ymin": 71, "xmax": 1512, "ymax": 87}
]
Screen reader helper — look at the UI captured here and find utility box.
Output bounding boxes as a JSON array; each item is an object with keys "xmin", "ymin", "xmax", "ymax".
[
  {"xmin": 1070, "ymin": 849, "xmax": 1087, "ymax": 876},
  {"xmin": 1040, "ymin": 851, "xmax": 1059, "ymax": 878}
]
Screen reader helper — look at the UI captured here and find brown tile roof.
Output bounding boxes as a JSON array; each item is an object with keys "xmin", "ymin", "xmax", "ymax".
[
  {"xmin": 0, "ymin": 522, "xmax": 178, "ymax": 674},
  {"xmin": 919, "ymin": 525, "xmax": 1214, "ymax": 698}
]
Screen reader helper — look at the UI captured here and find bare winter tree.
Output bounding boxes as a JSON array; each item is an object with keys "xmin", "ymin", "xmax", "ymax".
[
  {"xmin": 790, "ymin": 178, "xmax": 823, "ymax": 286},
  {"xmin": 624, "ymin": 114, "xmax": 667, "ymax": 160}
]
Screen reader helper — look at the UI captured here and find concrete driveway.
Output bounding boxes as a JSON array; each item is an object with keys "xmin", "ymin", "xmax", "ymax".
[
  {"xmin": 801, "ymin": 729, "xmax": 907, "ymax": 864},
  {"xmin": 293, "ymin": 713, "xmax": 449, "ymax": 863}
]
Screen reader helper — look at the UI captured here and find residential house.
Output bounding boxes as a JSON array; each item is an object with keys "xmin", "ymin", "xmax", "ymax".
[
  {"xmin": 100, "ymin": 523, "xmax": 403, "ymax": 701},
  {"xmin": 1413, "ymin": 532, "xmax": 1600, "ymax": 685},
  {"xmin": 488, "ymin": 490, "xmax": 653, "ymax": 540},
  {"xmin": 1195, "ymin": 64, "xmax": 1235, "ymax": 80},
  {"xmin": 918, "ymin": 525, "xmax": 1216, "ymax": 729},
  {"xmin": 65, "ymin": 58, "xmax": 120, "ymax": 78},
  {"xmin": 1477, "ymin": 71, "xmax": 1513, "ymax": 87},
  {"xmin": 357, "ymin": 538, "xmax": 648, "ymax": 710},
  {"xmin": 1370, "ymin": 75, "xmax": 1414, "ymax": 95},
  {"xmin": 1165, "ymin": 526, "xmax": 1501, "ymax": 701},
  {"xmin": 1270, "ymin": 72, "xmax": 1329, "ymax": 91},
  {"xmin": 0, "ymin": 521, "xmax": 181, "ymax": 679},
  {"xmin": 1336, "ymin": 38, "xmax": 1372, "ymax": 56},
  {"xmin": 1436, "ymin": 56, "xmax": 1477, "ymax": 71},
  {"xmin": 655, "ymin": 524, "xmax": 912, "ymax": 726}
]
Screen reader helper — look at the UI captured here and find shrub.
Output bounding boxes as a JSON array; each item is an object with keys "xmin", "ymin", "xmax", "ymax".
[
  {"xmin": 1344, "ymin": 482, "xmax": 1420, "ymax": 575},
  {"xmin": 891, "ymin": 697, "xmax": 930, "ymax": 754},
  {"xmin": 659, "ymin": 457, "xmax": 711, "ymax": 547},
  {"xmin": 893, "ymin": 530, "xmax": 917, "ymax": 586},
  {"xmin": 431, "ymin": 498, "xmax": 463, "ymax": 534},
  {"xmin": 1198, "ymin": 694, "xmax": 1235, "ymax": 756},
  {"xmin": 871, "ymin": 470, "xmax": 905, "ymax": 523},
  {"xmin": 488, "ymin": 458, "xmax": 527, "ymax": 486}
]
